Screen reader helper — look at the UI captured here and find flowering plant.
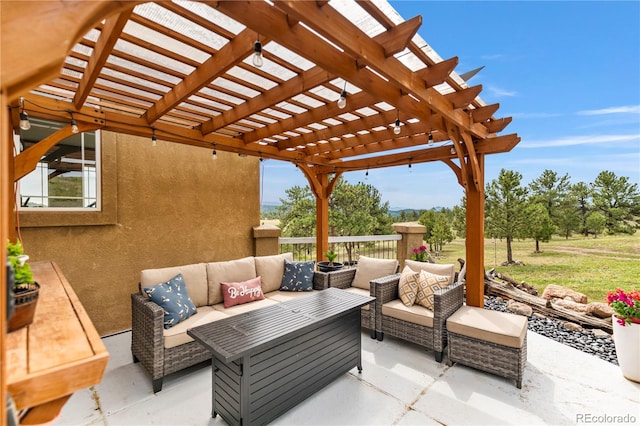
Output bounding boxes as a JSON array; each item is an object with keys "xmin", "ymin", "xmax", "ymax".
[
  {"xmin": 411, "ymin": 245, "xmax": 429, "ymax": 262},
  {"xmin": 606, "ymin": 288, "xmax": 640, "ymax": 326}
]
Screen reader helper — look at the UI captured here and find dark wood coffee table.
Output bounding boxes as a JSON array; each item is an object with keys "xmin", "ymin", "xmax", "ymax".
[{"xmin": 187, "ymin": 287, "xmax": 374, "ymax": 426}]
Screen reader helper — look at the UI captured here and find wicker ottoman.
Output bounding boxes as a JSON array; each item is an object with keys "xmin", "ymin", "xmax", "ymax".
[{"xmin": 446, "ymin": 306, "xmax": 528, "ymax": 388}]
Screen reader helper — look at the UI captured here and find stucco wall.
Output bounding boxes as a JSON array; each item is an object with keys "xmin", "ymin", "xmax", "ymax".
[{"xmin": 18, "ymin": 131, "xmax": 261, "ymax": 335}]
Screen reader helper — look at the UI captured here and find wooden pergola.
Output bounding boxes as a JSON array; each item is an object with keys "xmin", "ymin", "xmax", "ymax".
[{"xmin": 1, "ymin": 2, "xmax": 520, "ymax": 415}]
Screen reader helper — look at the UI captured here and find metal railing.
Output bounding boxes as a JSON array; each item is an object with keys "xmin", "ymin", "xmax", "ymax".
[{"xmin": 279, "ymin": 234, "xmax": 401, "ymax": 266}]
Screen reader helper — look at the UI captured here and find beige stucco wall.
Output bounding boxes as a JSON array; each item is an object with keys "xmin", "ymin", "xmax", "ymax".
[{"xmin": 18, "ymin": 131, "xmax": 261, "ymax": 335}]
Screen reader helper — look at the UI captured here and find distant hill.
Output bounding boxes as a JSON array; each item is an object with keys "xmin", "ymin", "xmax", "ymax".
[{"xmin": 262, "ymin": 204, "xmax": 442, "ymax": 218}]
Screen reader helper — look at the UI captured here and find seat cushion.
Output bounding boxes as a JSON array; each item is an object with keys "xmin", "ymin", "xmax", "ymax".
[
  {"xmin": 404, "ymin": 260, "xmax": 456, "ymax": 285},
  {"xmin": 265, "ymin": 290, "xmax": 319, "ymax": 303},
  {"xmin": 213, "ymin": 297, "xmax": 279, "ymax": 315},
  {"xmin": 352, "ymin": 256, "xmax": 398, "ymax": 290},
  {"xmin": 382, "ymin": 299, "xmax": 434, "ymax": 327},
  {"xmin": 162, "ymin": 306, "xmax": 228, "ymax": 349},
  {"xmin": 141, "ymin": 262, "xmax": 208, "ymax": 308},
  {"xmin": 206, "ymin": 257, "xmax": 256, "ymax": 305},
  {"xmin": 255, "ymin": 252, "xmax": 293, "ymax": 293},
  {"xmin": 447, "ymin": 305, "xmax": 528, "ymax": 349}
]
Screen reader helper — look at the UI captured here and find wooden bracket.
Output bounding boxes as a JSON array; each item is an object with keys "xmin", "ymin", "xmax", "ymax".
[{"xmin": 416, "ymin": 57, "xmax": 458, "ymax": 88}]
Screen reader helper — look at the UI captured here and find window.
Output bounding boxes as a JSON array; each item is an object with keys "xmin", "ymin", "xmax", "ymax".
[{"xmin": 17, "ymin": 118, "xmax": 100, "ymax": 210}]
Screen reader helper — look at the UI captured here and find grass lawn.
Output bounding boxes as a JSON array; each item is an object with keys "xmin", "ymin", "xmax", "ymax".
[{"xmin": 431, "ymin": 233, "xmax": 640, "ymax": 303}]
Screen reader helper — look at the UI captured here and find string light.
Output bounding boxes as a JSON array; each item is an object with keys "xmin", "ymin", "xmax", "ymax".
[
  {"xmin": 428, "ymin": 132, "xmax": 434, "ymax": 144},
  {"xmin": 365, "ymin": 169, "xmax": 369, "ymax": 180},
  {"xmin": 151, "ymin": 127, "xmax": 157, "ymax": 146},
  {"xmin": 393, "ymin": 118, "xmax": 401, "ymax": 135},
  {"xmin": 19, "ymin": 97, "xmax": 31, "ymax": 131},
  {"xmin": 337, "ymin": 81, "xmax": 347, "ymax": 109},
  {"xmin": 212, "ymin": 143, "xmax": 217, "ymax": 160},
  {"xmin": 69, "ymin": 112, "xmax": 79, "ymax": 134},
  {"xmin": 450, "ymin": 146, "xmax": 456, "ymax": 155},
  {"xmin": 252, "ymin": 36, "xmax": 263, "ymax": 68}
]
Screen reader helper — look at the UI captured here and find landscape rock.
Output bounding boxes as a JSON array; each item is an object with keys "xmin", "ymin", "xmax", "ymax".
[
  {"xmin": 590, "ymin": 329, "xmax": 611, "ymax": 338},
  {"xmin": 586, "ymin": 302, "xmax": 614, "ymax": 319},
  {"xmin": 506, "ymin": 300, "xmax": 533, "ymax": 317},
  {"xmin": 563, "ymin": 322, "xmax": 582, "ymax": 332},
  {"xmin": 542, "ymin": 284, "xmax": 588, "ymax": 304},
  {"xmin": 553, "ymin": 298, "xmax": 588, "ymax": 313}
]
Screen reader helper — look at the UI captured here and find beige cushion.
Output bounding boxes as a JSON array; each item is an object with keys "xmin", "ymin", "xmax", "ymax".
[
  {"xmin": 162, "ymin": 306, "xmax": 228, "ymax": 348},
  {"xmin": 398, "ymin": 265, "xmax": 419, "ymax": 307},
  {"xmin": 141, "ymin": 263, "xmax": 208, "ymax": 308},
  {"xmin": 352, "ymin": 256, "xmax": 398, "ymax": 290},
  {"xmin": 414, "ymin": 270, "xmax": 450, "ymax": 310},
  {"xmin": 404, "ymin": 260, "xmax": 455, "ymax": 285},
  {"xmin": 255, "ymin": 252, "xmax": 293, "ymax": 293},
  {"xmin": 382, "ymin": 299, "xmax": 434, "ymax": 327},
  {"xmin": 212, "ymin": 297, "xmax": 278, "ymax": 315},
  {"xmin": 343, "ymin": 287, "xmax": 371, "ymax": 310},
  {"xmin": 206, "ymin": 257, "xmax": 256, "ymax": 305},
  {"xmin": 265, "ymin": 290, "xmax": 319, "ymax": 303},
  {"xmin": 447, "ymin": 305, "xmax": 528, "ymax": 349}
]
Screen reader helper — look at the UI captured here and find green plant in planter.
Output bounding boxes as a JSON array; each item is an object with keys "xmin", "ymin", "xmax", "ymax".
[
  {"xmin": 324, "ymin": 249, "xmax": 338, "ymax": 266},
  {"xmin": 7, "ymin": 240, "xmax": 35, "ymax": 291}
]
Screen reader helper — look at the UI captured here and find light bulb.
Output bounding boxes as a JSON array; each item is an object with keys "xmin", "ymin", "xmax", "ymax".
[
  {"xmin": 19, "ymin": 111, "xmax": 31, "ymax": 131},
  {"xmin": 152, "ymin": 134, "xmax": 157, "ymax": 146},
  {"xmin": 212, "ymin": 149, "xmax": 217, "ymax": 160},
  {"xmin": 252, "ymin": 41, "xmax": 263, "ymax": 67},
  {"xmin": 70, "ymin": 118, "xmax": 79, "ymax": 134},
  {"xmin": 450, "ymin": 147, "xmax": 456, "ymax": 155},
  {"xmin": 365, "ymin": 170, "xmax": 369, "ymax": 180},
  {"xmin": 408, "ymin": 163, "xmax": 412, "ymax": 173},
  {"xmin": 393, "ymin": 119, "xmax": 401, "ymax": 135},
  {"xmin": 337, "ymin": 90, "xmax": 347, "ymax": 109},
  {"xmin": 428, "ymin": 132, "xmax": 434, "ymax": 144}
]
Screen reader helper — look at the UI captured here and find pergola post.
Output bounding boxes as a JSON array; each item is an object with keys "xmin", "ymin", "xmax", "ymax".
[
  {"xmin": 465, "ymin": 154, "xmax": 485, "ymax": 307},
  {"xmin": 315, "ymin": 173, "xmax": 329, "ymax": 262}
]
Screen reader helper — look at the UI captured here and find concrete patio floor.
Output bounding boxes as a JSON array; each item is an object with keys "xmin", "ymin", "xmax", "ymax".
[{"xmin": 56, "ymin": 329, "xmax": 639, "ymax": 426}]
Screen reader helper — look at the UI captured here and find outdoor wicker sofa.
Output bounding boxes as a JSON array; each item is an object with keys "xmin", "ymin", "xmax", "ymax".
[
  {"xmin": 371, "ymin": 260, "xmax": 464, "ymax": 362},
  {"xmin": 131, "ymin": 253, "xmax": 329, "ymax": 392}
]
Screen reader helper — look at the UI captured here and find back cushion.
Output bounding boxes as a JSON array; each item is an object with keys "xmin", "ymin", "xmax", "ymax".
[
  {"xmin": 352, "ymin": 256, "xmax": 399, "ymax": 290},
  {"xmin": 140, "ymin": 263, "xmax": 208, "ymax": 308},
  {"xmin": 206, "ymin": 257, "xmax": 257, "ymax": 305},
  {"xmin": 404, "ymin": 259, "xmax": 455, "ymax": 285},
  {"xmin": 255, "ymin": 252, "xmax": 293, "ymax": 293}
]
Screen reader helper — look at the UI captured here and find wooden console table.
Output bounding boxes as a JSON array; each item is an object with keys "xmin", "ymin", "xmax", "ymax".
[{"xmin": 6, "ymin": 261, "xmax": 109, "ymax": 424}]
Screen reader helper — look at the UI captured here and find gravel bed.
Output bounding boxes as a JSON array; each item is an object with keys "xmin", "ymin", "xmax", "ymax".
[{"xmin": 484, "ymin": 295, "xmax": 618, "ymax": 365}]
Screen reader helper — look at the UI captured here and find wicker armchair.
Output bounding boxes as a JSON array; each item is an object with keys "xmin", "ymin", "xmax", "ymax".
[{"xmin": 371, "ymin": 274, "xmax": 464, "ymax": 362}]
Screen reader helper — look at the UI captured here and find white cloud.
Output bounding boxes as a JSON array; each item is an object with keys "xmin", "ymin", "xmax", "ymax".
[
  {"xmin": 487, "ymin": 85, "xmax": 517, "ymax": 97},
  {"xmin": 520, "ymin": 134, "xmax": 640, "ymax": 148},
  {"xmin": 577, "ymin": 105, "xmax": 640, "ymax": 115},
  {"xmin": 511, "ymin": 112, "xmax": 562, "ymax": 119}
]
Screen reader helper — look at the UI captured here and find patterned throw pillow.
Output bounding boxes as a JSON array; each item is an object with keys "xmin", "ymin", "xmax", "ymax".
[
  {"xmin": 280, "ymin": 259, "xmax": 315, "ymax": 291},
  {"xmin": 415, "ymin": 270, "xmax": 451, "ymax": 310},
  {"xmin": 398, "ymin": 265, "xmax": 420, "ymax": 307},
  {"xmin": 220, "ymin": 276, "xmax": 265, "ymax": 308},
  {"xmin": 144, "ymin": 273, "xmax": 197, "ymax": 329}
]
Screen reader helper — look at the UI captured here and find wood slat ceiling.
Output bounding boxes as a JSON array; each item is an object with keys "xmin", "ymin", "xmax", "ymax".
[{"xmin": 11, "ymin": 0, "xmax": 520, "ymax": 173}]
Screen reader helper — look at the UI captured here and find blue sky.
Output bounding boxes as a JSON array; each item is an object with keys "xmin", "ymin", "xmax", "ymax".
[{"xmin": 262, "ymin": 0, "xmax": 640, "ymax": 210}]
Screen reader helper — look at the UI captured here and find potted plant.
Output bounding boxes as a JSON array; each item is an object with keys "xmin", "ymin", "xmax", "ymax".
[
  {"xmin": 7, "ymin": 240, "xmax": 40, "ymax": 332},
  {"xmin": 606, "ymin": 287, "xmax": 640, "ymax": 383},
  {"xmin": 317, "ymin": 249, "xmax": 343, "ymax": 272},
  {"xmin": 411, "ymin": 245, "xmax": 431, "ymax": 262}
]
